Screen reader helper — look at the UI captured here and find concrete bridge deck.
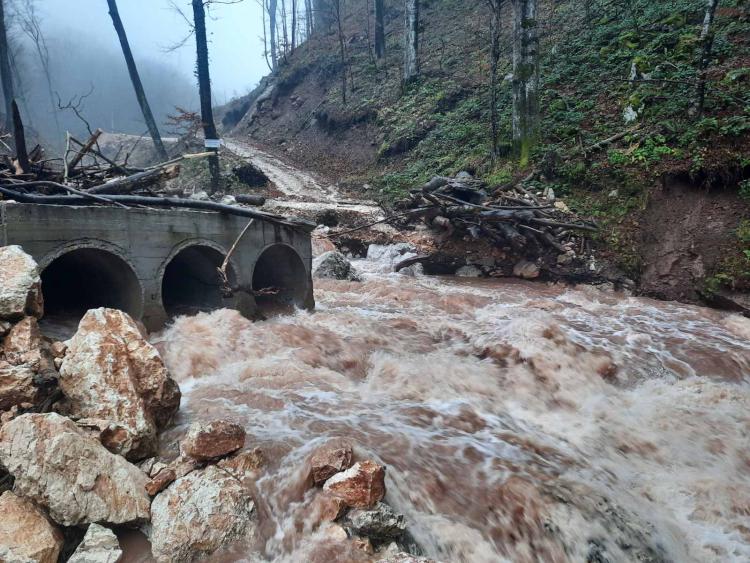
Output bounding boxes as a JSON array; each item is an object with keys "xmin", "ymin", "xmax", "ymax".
[{"xmin": 0, "ymin": 202, "xmax": 314, "ymax": 330}]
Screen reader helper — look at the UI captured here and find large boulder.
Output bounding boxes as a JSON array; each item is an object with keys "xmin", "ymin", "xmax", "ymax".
[
  {"xmin": 0, "ymin": 246, "xmax": 44, "ymax": 321},
  {"xmin": 0, "ymin": 362, "xmax": 39, "ymax": 412},
  {"xmin": 312, "ymin": 251, "xmax": 361, "ymax": 281},
  {"xmin": 0, "ymin": 491, "xmax": 63, "ymax": 563},
  {"xmin": 149, "ymin": 463, "xmax": 258, "ymax": 562},
  {"xmin": 2, "ymin": 317, "xmax": 45, "ymax": 368},
  {"xmin": 345, "ymin": 502, "xmax": 406, "ymax": 543},
  {"xmin": 513, "ymin": 260, "xmax": 541, "ymax": 280},
  {"xmin": 323, "ymin": 460, "xmax": 386, "ymax": 509},
  {"xmin": 309, "ymin": 441, "xmax": 354, "ymax": 486},
  {"xmin": 180, "ymin": 420, "xmax": 246, "ymax": 462},
  {"xmin": 59, "ymin": 308, "xmax": 180, "ymax": 460},
  {"xmin": 68, "ymin": 524, "xmax": 123, "ymax": 563},
  {"xmin": 0, "ymin": 413, "xmax": 151, "ymax": 526}
]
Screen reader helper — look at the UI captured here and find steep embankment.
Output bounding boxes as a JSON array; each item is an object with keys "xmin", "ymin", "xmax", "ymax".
[{"xmin": 222, "ymin": 0, "xmax": 750, "ymax": 311}]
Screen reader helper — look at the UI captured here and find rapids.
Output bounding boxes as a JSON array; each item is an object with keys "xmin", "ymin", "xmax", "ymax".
[{"xmin": 149, "ymin": 250, "xmax": 750, "ymax": 563}]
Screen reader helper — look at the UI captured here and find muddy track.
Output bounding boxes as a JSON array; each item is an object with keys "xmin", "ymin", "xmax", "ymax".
[{"xmin": 225, "ymin": 138, "xmax": 382, "ymax": 219}]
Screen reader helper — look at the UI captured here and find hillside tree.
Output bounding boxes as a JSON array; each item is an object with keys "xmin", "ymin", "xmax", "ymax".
[
  {"xmin": 332, "ymin": 0, "xmax": 348, "ymax": 103},
  {"xmin": 510, "ymin": 0, "xmax": 539, "ymax": 167},
  {"xmin": 304, "ymin": 0, "xmax": 313, "ymax": 37},
  {"xmin": 107, "ymin": 0, "xmax": 168, "ymax": 161},
  {"xmin": 692, "ymin": 0, "xmax": 720, "ymax": 117},
  {"xmin": 192, "ymin": 0, "xmax": 220, "ymax": 193},
  {"xmin": 0, "ymin": 0, "xmax": 15, "ymax": 131},
  {"xmin": 374, "ymin": 0, "xmax": 385, "ymax": 59},
  {"xmin": 269, "ymin": 0, "xmax": 279, "ymax": 71},
  {"xmin": 486, "ymin": 0, "xmax": 505, "ymax": 159},
  {"xmin": 403, "ymin": 0, "xmax": 419, "ymax": 82},
  {"xmin": 17, "ymin": 0, "xmax": 60, "ymax": 140}
]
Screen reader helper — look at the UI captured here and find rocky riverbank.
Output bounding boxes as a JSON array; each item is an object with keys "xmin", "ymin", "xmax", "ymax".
[{"xmin": 0, "ymin": 245, "xmax": 434, "ymax": 562}]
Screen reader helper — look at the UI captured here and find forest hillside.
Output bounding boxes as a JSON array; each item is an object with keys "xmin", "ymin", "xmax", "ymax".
[{"xmin": 223, "ymin": 0, "xmax": 750, "ymax": 309}]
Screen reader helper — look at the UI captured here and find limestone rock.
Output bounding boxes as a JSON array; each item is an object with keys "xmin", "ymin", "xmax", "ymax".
[
  {"xmin": 0, "ymin": 246, "xmax": 44, "ymax": 321},
  {"xmin": 145, "ymin": 468, "xmax": 177, "ymax": 497},
  {"xmin": 323, "ymin": 460, "xmax": 386, "ymax": 508},
  {"xmin": 345, "ymin": 502, "xmax": 406, "ymax": 542},
  {"xmin": 68, "ymin": 524, "xmax": 122, "ymax": 563},
  {"xmin": 455, "ymin": 265, "xmax": 482, "ymax": 278},
  {"xmin": 513, "ymin": 260, "xmax": 541, "ymax": 280},
  {"xmin": 217, "ymin": 448, "xmax": 265, "ymax": 487},
  {"xmin": 0, "ymin": 413, "xmax": 151, "ymax": 526},
  {"xmin": 149, "ymin": 464, "xmax": 257, "ymax": 562},
  {"xmin": 312, "ymin": 251, "xmax": 361, "ymax": 281},
  {"xmin": 377, "ymin": 554, "xmax": 438, "ymax": 563},
  {"xmin": 312, "ymin": 229, "xmax": 337, "ymax": 257},
  {"xmin": 0, "ymin": 362, "xmax": 38, "ymax": 412},
  {"xmin": 0, "ymin": 491, "xmax": 63, "ymax": 563},
  {"xmin": 2, "ymin": 317, "xmax": 43, "ymax": 367},
  {"xmin": 181, "ymin": 420, "xmax": 246, "ymax": 461},
  {"xmin": 59, "ymin": 308, "xmax": 181, "ymax": 460},
  {"xmin": 310, "ymin": 442, "xmax": 354, "ymax": 486}
]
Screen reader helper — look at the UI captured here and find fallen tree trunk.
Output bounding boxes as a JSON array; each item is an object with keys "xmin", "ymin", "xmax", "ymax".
[
  {"xmin": 0, "ymin": 186, "xmax": 315, "ymax": 230},
  {"xmin": 235, "ymin": 194, "xmax": 267, "ymax": 206},
  {"xmin": 67, "ymin": 129, "xmax": 103, "ymax": 173},
  {"xmin": 87, "ymin": 164, "xmax": 181, "ymax": 194}
]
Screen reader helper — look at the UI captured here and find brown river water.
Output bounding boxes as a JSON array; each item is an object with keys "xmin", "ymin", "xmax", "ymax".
[{"xmin": 141, "ymin": 249, "xmax": 750, "ymax": 563}]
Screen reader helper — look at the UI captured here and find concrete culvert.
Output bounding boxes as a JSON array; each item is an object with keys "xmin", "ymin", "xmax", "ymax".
[
  {"xmin": 41, "ymin": 248, "xmax": 143, "ymax": 329},
  {"xmin": 252, "ymin": 244, "xmax": 308, "ymax": 316},
  {"xmin": 162, "ymin": 245, "xmax": 233, "ymax": 318}
]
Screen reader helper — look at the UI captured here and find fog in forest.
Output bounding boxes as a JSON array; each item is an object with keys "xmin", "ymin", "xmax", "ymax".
[{"xmin": 7, "ymin": 0, "xmax": 268, "ymax": 149}]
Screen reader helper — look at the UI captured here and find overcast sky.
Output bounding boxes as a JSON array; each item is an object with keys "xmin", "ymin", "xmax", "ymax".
[{"xmin": 39, "ymin": 0, "xmax": 269, "ymax": 104}]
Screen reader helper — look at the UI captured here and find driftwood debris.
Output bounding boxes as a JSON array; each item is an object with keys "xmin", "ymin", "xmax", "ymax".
[
  {"xmin": 335, "ymin": 172, "xmax": 597, "ymax": 255},
  {"xmin": 0, "ymin": 185, "xmax": 314, "ymax": 231},
  {"xmin": 0, "ymin": 121, "xmax": 274, "ymax": 223},
  {"xmin": 88, "ymin": 164, "xmax": 181, "ymax": 194}
]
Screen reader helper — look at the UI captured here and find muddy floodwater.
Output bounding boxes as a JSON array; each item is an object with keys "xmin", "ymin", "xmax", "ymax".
[{"xmin": 145, "ymin": 252, "xmax": 750, "ymax": 563}]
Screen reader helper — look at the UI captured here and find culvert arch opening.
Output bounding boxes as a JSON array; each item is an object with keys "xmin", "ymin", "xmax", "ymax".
[
  {"xmin": 252, "ymin": 244, "xmax": 307, "ymax": 316},
  {"xmin": 41, "ymin": 247, "xmax": 143, "ymax": 324},
  {"xmin": 161, "ymin": 245, "xmax": 234, "ymax": 318}
]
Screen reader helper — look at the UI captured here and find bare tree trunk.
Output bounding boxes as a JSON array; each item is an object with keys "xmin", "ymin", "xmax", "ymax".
[
  {"xmin": 107, "ymin": 0, "xmax": 168, "ymax": 161},
  {"xmin": 692, "ymin": 0, "xmax": 719, "ymax": 117},
  {"xmin": 333, "ymin": 0, "xmax": 347, "ymax": 103},
  {"xmin": 291, "ymin": 0, "xmax": 297, "ymax": 51},
  {"xmin": 260, "ymin": 0, "xmax": 273, "ymax": 72},
  {"xmin": 314, "ymin": 0, "xmax": 334, "ymax": 32},
  {"xmin": 403, "ymin": 0, "xmax": 419, "ymax": 83},
  {"xmin": 269, "ymin": 0, "xmax": 279, "ymax": 72},
  {"xmin": 281, "ymin": 0, "xmax": 289, "ymax": 55},
  {"xmin": 0, "ymin": 0, "xmax": 15, "ymax": 132},
  {"xmin": 488, "ymin": 0, "xmax": 503, "ymax": 160},
  {"xmin": 374, "ymin": 0, "xmax": 385, "ymax": 59},
  {"xmin": 18, "ymin": 0, "xmax": 61, "ymax": 140},
  {"xmin": 305, "ymin": 0, "xmax": 313, "ymax": 37},
  {"xmin": 12, "ymin": 100, "xmax": 28, "ymax": 173},
  {"xmin": 191, "ymin": 0, "xmax": 220, "ymax": 194},
  {"xmin": 511, "ymin": 0, "xmax": 539, "ymax": 168}
]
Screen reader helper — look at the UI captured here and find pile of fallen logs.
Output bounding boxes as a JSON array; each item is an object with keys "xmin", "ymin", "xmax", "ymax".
[
  {"xmin": 0, "ymin": 107, "xmax": 311, "ymax": 230},
  {"xmin": 332, "ymin": 172, "xmax": 597, "ymax": 257},
  {"xmin": 380, "ymin": 172, "xmax": 598, "ymax": 254}
]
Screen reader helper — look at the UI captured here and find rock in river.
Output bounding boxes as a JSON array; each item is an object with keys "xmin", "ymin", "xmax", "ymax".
[
  {"xmin": 59, "ymin": 308, "xmax": 181, "ymax": 460},
  {"xmin": 0, "ymin": 413, "xmax": 151, "ymax": 526},
  {"xmin": 310, "ymin": 441, "xmax": 354, "ymax": 486},
  {"xmin": 180, "ymin": 420, "xmax": 246, "ymax": 461},
  {"xmin": 323, "ymin": 460, "xmax": 386, "ymax": 509},
  {"xmin": 313, "ymin": 251, "xmax": 362, "ymax": 281},
  {"xmin": 149, "ymin": 463, "xmax": 258, "ymax": 562}
]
